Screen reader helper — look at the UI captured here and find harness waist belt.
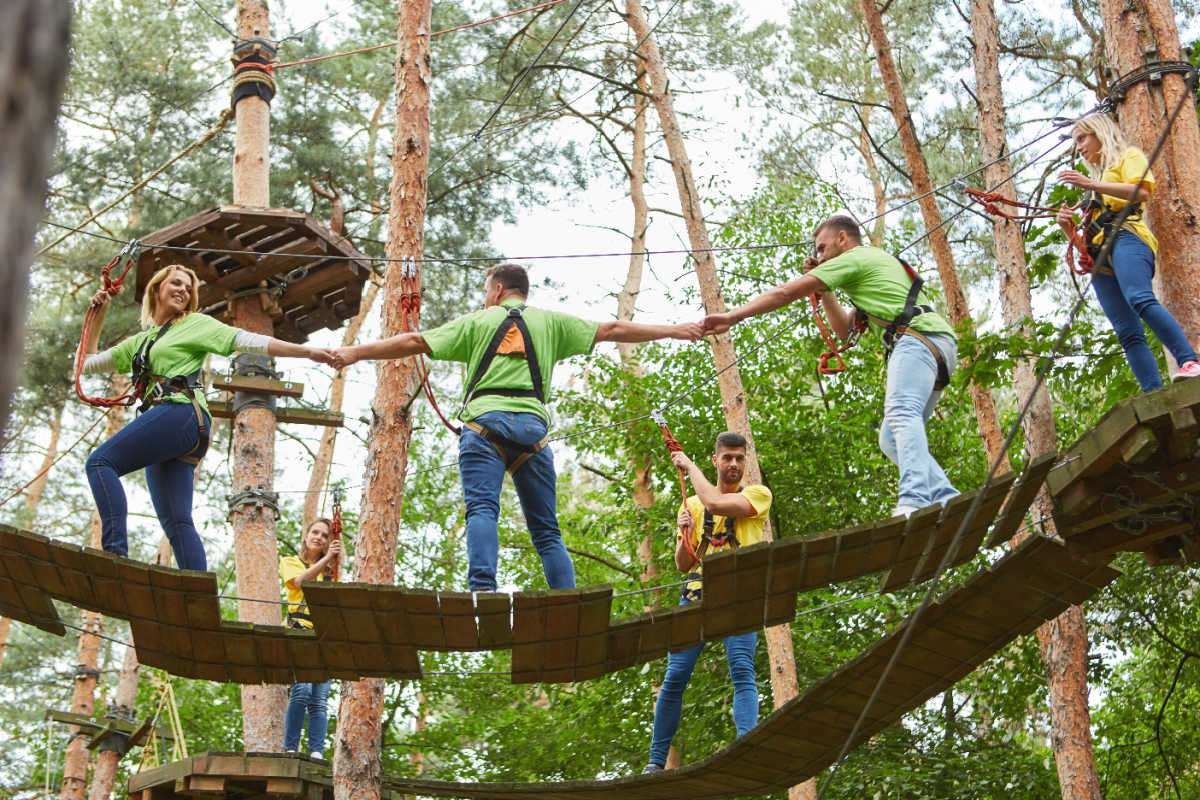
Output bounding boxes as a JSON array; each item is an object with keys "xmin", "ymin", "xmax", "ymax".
[{"xmin": 462, "ymin": 420, "xmax": 547, "ymax": 475}]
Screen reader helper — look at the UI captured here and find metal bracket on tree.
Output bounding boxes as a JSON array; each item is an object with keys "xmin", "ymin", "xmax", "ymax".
[{"xmin": 226, "ymin": 486, "xmax": 280, "ymax": 518}]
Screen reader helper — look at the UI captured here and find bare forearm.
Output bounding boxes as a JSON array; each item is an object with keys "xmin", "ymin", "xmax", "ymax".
[
  {"xmin": 1092, "ymin": 181, "xmax": 1151, "ymax": 203},
  {"xmin": 820, "ymin": 291, "xmax": 851, "ymax": 340},
  {"xmin": 594, "ymin": 320, "xmax": 679, "ymax": 344},
  {"xmin": 728, "ymin": 275, "xmax": 821, "ymax": 324},
  {"xmin": 84, "ymin": 307, "xmax": 107, "ymax": 354},
  {"xmin": 349, "ymin": 333, "xmax": 431, "ymax": 361},
  {"xmin": 267, "ymin": 338, "xmax": 315, "ymax": 359},
  {"xmin": 675, "ymin": 532, "xmax": 694, "ymax": 572}
]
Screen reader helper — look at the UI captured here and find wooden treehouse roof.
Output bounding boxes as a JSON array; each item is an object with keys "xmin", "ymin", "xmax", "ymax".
[{"xmin": 134, "ymin": 205, "xmax": 372, "ymax": 343}]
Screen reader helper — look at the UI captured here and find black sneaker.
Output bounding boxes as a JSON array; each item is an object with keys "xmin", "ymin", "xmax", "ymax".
[{"xmin": 642, "ymin": 763, "xmax": 663, "ymax": 774}]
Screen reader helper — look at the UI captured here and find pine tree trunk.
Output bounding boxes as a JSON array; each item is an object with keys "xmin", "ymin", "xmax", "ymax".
[
  {"xmin": 61, "ymin": 379, "xmax": 128, "ymax": 800},
  {"xmin": 229, "ymin": 0, "xmax": 286, "ymax": 751},
  {"xmin": 860, "ymin": 0, "xmax": 1010, "ymax": 472},
  {"xmin": 621, "ymin": 3, "xmax": 809, "ymax": 795},
  {"xmin": 0, "ymin": 617, "xmax": 9, "ymax": 671},
  {"xmin": 88, "ymin": 643, "xmax": 141, "ymax": 800},
  {"xmin": 968, "ymin": 1, "xmax": 1102, "ymax": 797},
  {"xmin": 1098, "ymin": 0, "xmax": 1200, "ymax": 371},
  {"xmin": 23, "ymin": 401, "xmax": 66, "ymax": 520},
  {"xmin": 333, "ymin": 1, "xmax": 431, "ymax": 797},
  {"xmin": 0, "ymin": 0, "xmax": 70, "ymax": 437}
]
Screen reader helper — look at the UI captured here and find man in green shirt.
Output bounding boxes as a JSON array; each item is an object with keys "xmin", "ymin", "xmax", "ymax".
[
  {"xmin": 333, "ymin": 263, "xmax": 701, "ymax": 591},
  {"xmin": 702, "ymin": 215, "xmax": 959, "ymax": 517}
]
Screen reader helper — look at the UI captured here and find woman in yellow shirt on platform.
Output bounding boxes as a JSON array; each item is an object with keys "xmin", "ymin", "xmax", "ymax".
[
  {"xmin": 280, "ymin": 518, "xmax": 341, "ymax": 759},
  {"xmin": 1057, "ymin": 113, "xmax": 1200, "ymax": 391}
]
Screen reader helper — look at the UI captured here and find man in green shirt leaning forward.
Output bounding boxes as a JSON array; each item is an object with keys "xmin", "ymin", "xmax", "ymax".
[
  {"xmin": 702, "ymin": 215, "xmax": 959, "ymax": 517},
  {"xmin": 332, "ymin": 263, "xmax": 701, "ymax": 591}
]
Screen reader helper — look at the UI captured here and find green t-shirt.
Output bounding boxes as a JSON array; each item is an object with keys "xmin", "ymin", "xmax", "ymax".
[
  {"xmin": 422, "ymin": 298, "xmax": 598, "ymax": 424},
  {"xmin": 808, "ymin": 245, "xmax": 955, "ymax": 339},
  {"xmin": 109, "ymin": 313, "xmax": 241, "ymax": 416}
]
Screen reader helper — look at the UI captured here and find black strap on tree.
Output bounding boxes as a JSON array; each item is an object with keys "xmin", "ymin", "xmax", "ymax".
[{"xmin": 459, "ymin": 305, "xmax": 544, "ymax": 420}]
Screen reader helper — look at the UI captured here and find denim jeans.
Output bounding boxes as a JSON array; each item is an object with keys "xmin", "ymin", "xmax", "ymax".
[
  {"xmin": 284, "ymin": 680, "xmax": 331, "ymax": 754},
  {"xmin": 85, "ymin": 402, "xmax": 209, "ymax": 571},
  {"xmin": 458, "ymin": 411, "xmax": 575, "ymax": 592},
  {"xmin": 1092, "ymin": 231, "xmax": 1198, "ymax": 392},
  {"xmin": 879, "ymin": 331, "xmax": 959, "ymax": 509},
  {"xmin": 648, "ymin": 606, "xmax": 758, "ymax": 767}
]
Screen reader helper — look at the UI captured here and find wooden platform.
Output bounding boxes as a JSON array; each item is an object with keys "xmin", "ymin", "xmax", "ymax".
[
  {"xmin": 126, "ymin": 536, "xmax": 1119, "ymax": 800},
  {"xmin": 1046, "ymin": 379, "xmax": 1200, "ymax": 564},
  {"xmin": 0, "ymin": 461, "xmax": 1027, "ymax": 685},
  {"xmin": 135, "ymin": 205, "xmax": 372, "ymax": 343}
]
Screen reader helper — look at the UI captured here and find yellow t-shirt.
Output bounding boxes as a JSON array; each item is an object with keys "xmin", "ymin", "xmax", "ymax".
[
  {"xmin": 681, "ymin": 485, "xmax": 772, "ymax": 592},
  {"xmin": 280, "ymin": 555, "xmax": 330, "ymax": 629},
  {"xmin": 1092, "ymin": 147, "xmax": 1157, "ymax": 255}
]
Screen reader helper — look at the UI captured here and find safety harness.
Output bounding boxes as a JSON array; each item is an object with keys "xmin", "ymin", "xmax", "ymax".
[
  {"xmin": 680, "ymin": 488, "xmax": 743, "ymax": 604},
  {"xmin": 458, "ymin": 305, "xmax": 549, "ymax": 474},
  {"xmin": 815, "ymin": 254, "xmax": 951, "ymax": 390},
  {"xmin": 1079, "ymin": 190, "xmax": 1142, "ymax": 275},
  {"xmin": 128, "ymin": 322, "xmax": 210, "ymax": 466}
]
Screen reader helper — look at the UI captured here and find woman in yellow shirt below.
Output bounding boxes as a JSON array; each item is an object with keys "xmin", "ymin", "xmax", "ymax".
[
  {"xmin": 280, "ymin": 518, "xmax": 342, "ymax": 758},
  {"xmin": 1057, "ymin": 112, "xmax": 1200, "ymax": 391}
]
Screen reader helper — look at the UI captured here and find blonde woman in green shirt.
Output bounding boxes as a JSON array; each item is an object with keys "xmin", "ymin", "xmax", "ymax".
[{"xmin": 80, "ymin": 263, "xmax": 334, "ymax": 570}]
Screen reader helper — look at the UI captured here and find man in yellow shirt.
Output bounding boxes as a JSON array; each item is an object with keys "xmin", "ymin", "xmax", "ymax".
[{"xmin": 643, "ymin": 431, "xmax": 772, "ymax": 773}]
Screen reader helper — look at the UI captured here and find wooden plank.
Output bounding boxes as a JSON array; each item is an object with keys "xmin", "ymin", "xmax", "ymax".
[
  {"xmin": 1168, "ymin": 406, "xmax": 1199, "ymax": 462},
  {"xmin": 475, "ymin": 592, "xmax": 512, "ymax": 649},
  {"xmin": 667, "ymin": 601, "xmax": 704, "ymax": 653},
  {"xmin": 878, "ymin": 505, "xmax": 942, "ymax": 591},
  {"xmin": 401, "ymin": 590, "xmax": 444, "ymax": 650},
  {"xmin": 986, "ymin": 453, "xmax": 1057, "ymax": 548},
  {"xmin": 210, "ymin": 374, "xmax": 304, "ymax": 398},
  {"xmin": 437, "ymin": 592, "xmax": 479, "ymax": 649},
  {"xmin": 726, "ymin": 543, "xmax": 771, "ymax": 638},
  {"xmin": 510, "ymin": 592, "xmax": 548, "ymax": 681},
  {"xmin": 1119, "ymin": 425, "xmax": 1160, "ymax": 465},
  {"xmin": 206, "ymin": 399, "xmax": 344, "ymax": 427}
]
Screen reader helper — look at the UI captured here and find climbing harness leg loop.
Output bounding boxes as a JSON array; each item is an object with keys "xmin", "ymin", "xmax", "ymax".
[{"xmin": 462, "ymin": 420, "xmax": 547, "ymax": 475}]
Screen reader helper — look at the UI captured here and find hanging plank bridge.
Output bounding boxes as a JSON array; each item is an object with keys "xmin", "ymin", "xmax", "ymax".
[{"xmin": 5, "ymin": 379, "xmax": 1200, "ymax": 799}]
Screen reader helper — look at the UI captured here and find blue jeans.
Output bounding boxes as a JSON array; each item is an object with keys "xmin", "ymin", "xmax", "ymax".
[
  {"xmin": 1092, "ymin": 231, "xmax": 1197, "ymax": 392},
  {"xmin": 458, "ymin": 411, "xmax": 575, "ymax": 592},
  {"xmin": 284, "ymin": 680, "xmax": 331, "ymax": 754},
  {"xmin": 85, "ymin": 402, "xmax": 209, "ymax": 571},
  {"xmin": 879, "ymin": 331, "xmax": 959, "ymax": 509},
  {"xmin": 648, "ymin": 607, "xmax": 758, "ymax": 767}
]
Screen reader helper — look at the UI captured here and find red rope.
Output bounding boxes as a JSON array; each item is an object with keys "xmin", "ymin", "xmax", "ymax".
[
  {"xmin": 397, "ymin": 259, "xmax": 461, "ymax": 435},
  {"xmin": 962, "ymin": 186, "xmax": 1060, "ymax": 222},
  {"xmin": 272, "ymin": 0, "xmax": 570, "ymax": 72},
  {"xmin": 810, "ymin": 294, "xmax": 866, "ymax": 375},
  {"xmin": 654, "ymin": 413, "xmax": 701, "ymax": 570},
  {"xmin": 74, "ymin": 244, "xmax": 143, "ymax": 409}
]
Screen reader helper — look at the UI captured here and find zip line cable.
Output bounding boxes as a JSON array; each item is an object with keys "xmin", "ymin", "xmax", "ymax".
[
  {"xmin": 37, "ymin": 108, "xmax": 1073, "ymax": 272},
  {"xmin": 816, "ymin": 64, "xmax": 1199, "ymax": 799}
]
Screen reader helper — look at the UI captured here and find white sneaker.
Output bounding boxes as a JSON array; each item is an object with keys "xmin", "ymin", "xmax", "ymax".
[
  {"xmin": 1173, "ymin": 361, "xmax": 1200, "ymax": 381},
  {"xmin": 892, "ymin": 503, "xmax": 920, "ymax": 518},
  {"xmin": 309, "ymin": 751, "xmax": 324, "ymax": 759}
]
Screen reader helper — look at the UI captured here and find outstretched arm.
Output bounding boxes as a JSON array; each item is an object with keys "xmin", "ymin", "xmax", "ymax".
[
  {"xmin": 331, "ymin": 333, "xmax": 431, "ymax": 368},
  {"xmin": 594, "ymin": 320, "xmax": 702, "ymax": 344},
  {"xmin": 702, "ymin": 273, "xmax": 827, "ymax": 335}
]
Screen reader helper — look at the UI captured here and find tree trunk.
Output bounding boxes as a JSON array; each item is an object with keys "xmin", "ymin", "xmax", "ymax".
[
  {"xmin": 620, "ymin": 3, "xmax": 809, "ymax": 795},
  {"xmin": 303, "ymin": 280, "xmax": 381, "ymax": 531},
  {"xmin": 860, "ymin": 0, "xmax": 1009, "ymax": 473},
  {"xmin": 88, "ymin": 642, "xmax": 141, "ymax": 800},
  {"xmin": 0, "ymin": 617, "xmax": 8, "ymax": 670},
  {"xmin": 1098, "ymin": 0, "xmax": 1200, "ymax": 372},
  {"xmin": 969, "ymin": 1, "xmax": 1102, "ymax": 796},
  {"xmin": 333, "ymin": 1, "xmax": 431, "ymax": 797},
  {"xmin": 229, "ymin": 0, "xmax": 286, "ymax": 752},
  {"xmin": 23, "ymin": 401, "xmax": 66, "ymax": 520},
  {"xmin": 0, "ymin": 0, "xmax": 70, "ymax": 437},
  {"xmin": 62, "ymin": 380, "xmax": 127, "ymax": 800}
]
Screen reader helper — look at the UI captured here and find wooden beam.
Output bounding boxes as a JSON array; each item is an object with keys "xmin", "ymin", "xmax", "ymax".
[
  {"xmin": 210, "ymin": 374, "xmax": 304, "ymax": 398},
  {"xmin": 207, "ymin": 400, "xmax": 343, "ymax": 427}
]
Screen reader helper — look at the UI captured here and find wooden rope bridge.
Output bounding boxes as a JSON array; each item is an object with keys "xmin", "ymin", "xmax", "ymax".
[{"xmin": 6, "ymin": 380, "xmax": 1200, "ymax": 798}]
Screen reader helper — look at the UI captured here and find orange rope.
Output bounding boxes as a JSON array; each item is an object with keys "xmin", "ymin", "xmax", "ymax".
[
  {"xmin": 653, "ymin": 412, "xmax": 701, "ymax": 570},
  {"xmin": 810, "ymin": 294, "xmax": 865, "ymax": 375},
  {"xmin": 272, "ymin": 0, "xmax": 570, "ymax": 71},
  {"xmin": 74, "ymin": 243, "xmax": 144, "ymax": 409},
  {"xmin": 962, "ymin": 187, "xmax": 1095, "ymax": 275}
]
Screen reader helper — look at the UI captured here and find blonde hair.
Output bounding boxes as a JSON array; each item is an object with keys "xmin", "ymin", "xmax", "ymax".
[
  {"xmin": 300, "ymin": 518, "xmax": 336, "ymax": 577},
  {"xmin": 141, "ymin": 264, "xmax": 199, "ymax": 327},
  {"xmin": 1073, "ymin": 113, "xmax": 1130, "ymax": 171}
]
